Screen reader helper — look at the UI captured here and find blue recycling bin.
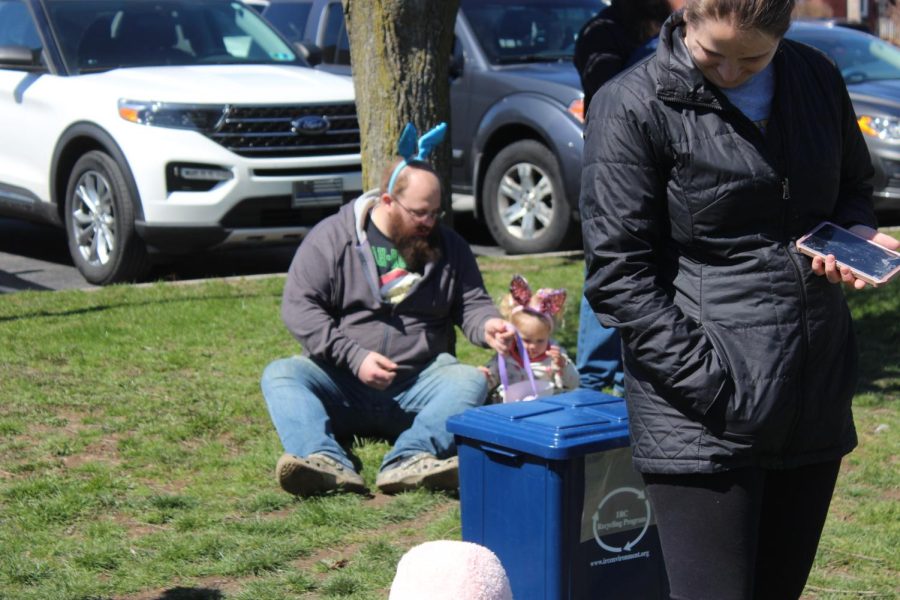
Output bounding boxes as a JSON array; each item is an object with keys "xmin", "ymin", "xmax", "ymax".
[{"xmin": 446, "ymin": 389, "xmax": 668, "ymax": 600}]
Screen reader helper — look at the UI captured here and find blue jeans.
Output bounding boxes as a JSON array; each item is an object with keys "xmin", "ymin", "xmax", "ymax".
[
  {"xmin": 260, "ymin": 353, "xmax": 487, "ymax": 471},
  {"xmin": 576, "ymin": 292, "xmax": 624, "ymax": 393}
]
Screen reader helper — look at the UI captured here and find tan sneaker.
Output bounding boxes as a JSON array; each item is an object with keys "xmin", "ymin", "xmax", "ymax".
[
  {"xmin": 375, "ymin": 453, "xmax": 459, "ymax": 494},
  {"xmin": 276, "ymin": 453, "xmax": 367, "ymax": 497}
]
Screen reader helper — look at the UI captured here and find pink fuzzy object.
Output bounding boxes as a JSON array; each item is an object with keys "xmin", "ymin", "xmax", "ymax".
[{"xmin": 389, "ymin": 540, "xmax": 513, "ymax": 600}]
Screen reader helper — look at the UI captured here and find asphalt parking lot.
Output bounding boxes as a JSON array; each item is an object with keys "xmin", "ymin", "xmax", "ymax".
[
  {"xmin": 3, "ymin": 215, "xmax": 896, "ymax": 295},
  {"xmin": 0, "ymin": 213, "xmax": 507, "ymax": 294}
]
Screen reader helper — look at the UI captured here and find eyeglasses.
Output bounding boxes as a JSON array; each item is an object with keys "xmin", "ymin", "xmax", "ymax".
[{"xmin": 392, "ymin": 196, "xmax": 445, "ymax": 222}]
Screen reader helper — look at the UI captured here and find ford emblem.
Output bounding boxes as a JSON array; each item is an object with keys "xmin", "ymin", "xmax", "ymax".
[{"xmin": 292, "ymin": 115, "xmax": 330, "ymax": 136}]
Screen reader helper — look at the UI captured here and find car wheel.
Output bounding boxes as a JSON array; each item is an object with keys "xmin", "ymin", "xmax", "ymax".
[
  {"xmin": 482, "ymin": 140, "xmax": 573, "ymax": 254},
  {"xmin": 64, "ymin": 151, "xmax": 150, "ymax": 285}
]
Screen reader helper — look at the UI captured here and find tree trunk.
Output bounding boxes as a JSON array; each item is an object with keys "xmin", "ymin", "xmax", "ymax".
[{"xmin": 342, "ymin": 0, "xmax": 459, "ymax": 222}]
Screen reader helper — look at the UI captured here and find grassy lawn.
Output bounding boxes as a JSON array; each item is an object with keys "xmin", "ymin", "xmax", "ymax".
[{"xmin": 0, "ymin": 253, "xmax": 896, "ymax": 599}]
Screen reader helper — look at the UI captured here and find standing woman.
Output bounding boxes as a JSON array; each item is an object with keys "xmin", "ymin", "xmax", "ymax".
[{"xmin": 580, "ymin": 1, "xmax": 900, "ymax": 599}]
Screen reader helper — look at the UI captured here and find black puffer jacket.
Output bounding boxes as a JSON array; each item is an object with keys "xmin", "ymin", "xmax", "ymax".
[{"xmin": 580, "ymin": 14, "xmax": 876, "ymax": 474}]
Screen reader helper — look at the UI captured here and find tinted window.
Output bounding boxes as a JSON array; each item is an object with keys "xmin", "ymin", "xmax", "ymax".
[
  {"xmin": 321, "ymin": 2, "xmax": 350, "ymax": 66},
  {"xmin": 461, "ymin": 0, "xmax": 600, "ymax": 64},
  {"xmin": 788, "ymin": 26, "xmax": 900, "ymax": 83},
  {"xmin": 262, "ymin": 2, "xmax": 313, "ymax": 43},
  {"xmin": 0, "ymin": 0, "xmax": 41, "ymax": 49},
  {"xmin": 44, "ymin": 0, "xmax": 300, "ymax": 73}
]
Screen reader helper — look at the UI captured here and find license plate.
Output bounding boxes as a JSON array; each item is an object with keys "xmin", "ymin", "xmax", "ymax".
[{"xmin": 292, "ymin": 178, "xmax": 343, "ymax": 207}]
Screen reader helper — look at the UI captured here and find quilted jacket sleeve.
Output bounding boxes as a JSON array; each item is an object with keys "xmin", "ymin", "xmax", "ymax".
[
  {"xmin": 580, "ymin": 81, "xmax": 732, "ymax": 418},
  {"xmin": 831, "ymin": 68, "xmax": 878, "ymax": 229}
]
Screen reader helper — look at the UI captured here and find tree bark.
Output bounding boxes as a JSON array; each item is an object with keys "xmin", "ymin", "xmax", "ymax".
[{"xmin": 342, "ymin": 0, "xmax": 459, "ymax": 221}]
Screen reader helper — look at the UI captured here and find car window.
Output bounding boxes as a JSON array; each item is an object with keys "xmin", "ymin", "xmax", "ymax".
[
  {"xmin": 43, "ymin": 0, "xmax": 301, "ymax": 73},
  {"xmin": 321, "ymin": 2, "xmax": 350, "ymax": 66},
  {"xmin": 461, "ymin": 0, "xmax": 599, "ymax": 65},
  {"xmin": 262, "ymin": 2, "xmax": 313, "ymax": 43},
  {"xmin": 0, "ymin": 0, "xmax": 42, "ymax": 50},
  {"xmin": 789, "ymin": 27, "xmax": 900, "ymax": 83}
]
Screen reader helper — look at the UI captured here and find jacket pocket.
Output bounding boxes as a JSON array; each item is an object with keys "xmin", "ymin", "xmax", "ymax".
[{"xmin": 699, "ymin": 270, "xmax": 796, "ymax": 436}]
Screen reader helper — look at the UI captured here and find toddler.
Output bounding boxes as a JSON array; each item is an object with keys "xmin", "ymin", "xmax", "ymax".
[{"xmin": 481, "ymin": 275, "xmax": 580, "ymax": 402}]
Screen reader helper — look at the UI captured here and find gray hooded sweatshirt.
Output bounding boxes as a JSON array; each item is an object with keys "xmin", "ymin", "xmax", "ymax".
[{"xmin": 281, "ymin": 191, "xmax": 500, "ymax": 380}]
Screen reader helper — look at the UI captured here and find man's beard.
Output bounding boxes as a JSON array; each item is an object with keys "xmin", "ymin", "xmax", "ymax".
[
  {"xmin": 397, "ymin": 228, "xmax": 442, "ymax": 272},
  {"xmin": 386, "ymin": 206, "xmax": 443, "ymax": 271}
]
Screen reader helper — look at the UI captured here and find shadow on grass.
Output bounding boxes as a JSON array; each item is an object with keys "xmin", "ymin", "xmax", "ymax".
[
  {"xmin": 0, "ymin": 291, "xmax": 280, "ymax": 324},
  {"xmin": 149, "ymin": 588, "xmax": 224, "ymax": 600},
  {"xmin": 846, "ymin": 286, "xmax": 900, "ymax": 399}
]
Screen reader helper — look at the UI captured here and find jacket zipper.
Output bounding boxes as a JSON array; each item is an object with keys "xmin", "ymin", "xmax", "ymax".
[
  {"xmin": 780, "ymin": 194, "xmax": 811, "ymax": 462},
  {"xmin": 768, "ymin": 85, "xmax": 810, "ymax": 460},
  {"xmin": 379, "ymin": 315, "xmax": 393, "ymax": 356},
  {"xmin": 718, "ymin": 94, "xmax": 810, "ymax": 463}
]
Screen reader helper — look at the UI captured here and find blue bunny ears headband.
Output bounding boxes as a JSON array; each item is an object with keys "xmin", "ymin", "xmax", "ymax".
[{"xmin": 386, "ymin": 122, "xmax": 448, "ymax": 195}]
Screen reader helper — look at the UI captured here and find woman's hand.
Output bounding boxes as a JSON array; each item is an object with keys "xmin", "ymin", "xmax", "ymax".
[{"xmin": 810, "ymin": 224, "xmax": 900, "ymax": 289}]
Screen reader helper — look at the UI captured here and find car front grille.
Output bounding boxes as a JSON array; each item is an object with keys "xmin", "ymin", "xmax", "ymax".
[
  {"xmin": 220, "ymin": 195, "xmax": 355, "ymax": 228},
  {"xmin": 207, "ymin": 103, "xmax": 360, "ymax": 158}
]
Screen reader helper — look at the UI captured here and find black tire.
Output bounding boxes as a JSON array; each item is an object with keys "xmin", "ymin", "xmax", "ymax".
[
  {"xmin": 481, "ymin": 140, "xmax": 573, "ymax": 254},
  {"xmin": 64, "ymin": 151, "xmax": 150, "ymax": 285}
]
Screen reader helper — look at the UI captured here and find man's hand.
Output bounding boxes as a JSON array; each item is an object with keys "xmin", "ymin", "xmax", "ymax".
[
  {"xmin": 357, "ymin": 351, "xmax": 398, "ymax": 390},
  {"xmin": 484, "ymin": 318, "xmax": 515, "ymax": 354},
  {"xmin": 811, "ymin": 225, "xmax": 900, "ymax": 289}
]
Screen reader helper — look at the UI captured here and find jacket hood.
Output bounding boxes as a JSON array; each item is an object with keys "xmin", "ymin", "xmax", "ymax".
[{"xmin": 351, "ymin": 189, "xmax": 381, "ymax": 244}]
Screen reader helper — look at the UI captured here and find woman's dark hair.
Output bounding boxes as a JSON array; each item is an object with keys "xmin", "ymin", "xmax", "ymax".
[
  {"xmin": 613, "ymin": 0, "xmax": 674, "ymax": 40},
  {"xmin": 684, "ymin": 0, "xmax": 795, "ymax": 38}
]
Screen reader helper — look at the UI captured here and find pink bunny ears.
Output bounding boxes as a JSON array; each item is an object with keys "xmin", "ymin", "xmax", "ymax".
[{"xmin": 509, "ymin": 274, "xmax": 567, "ymax": 318}]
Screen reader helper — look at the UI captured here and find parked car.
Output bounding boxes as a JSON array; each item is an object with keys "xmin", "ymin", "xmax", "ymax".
[
  {"xmin": 0, "ymin": 0, "xmax": 362, "ymax": 284},
  {"xmin": 259, "ymin": 0, "xmax": 602, "ymax": 254},
  {"xmin": 787, "ymin": 21, "xmax": 900, "ymax": 219}
]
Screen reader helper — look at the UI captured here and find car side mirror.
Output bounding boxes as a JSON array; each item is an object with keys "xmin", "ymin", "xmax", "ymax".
[
  {"xmin": 295, "ymin": 41, "xmax": 323, "ymax": 67},
  {"xmin": 0, "ymin": 45, "xmax": 42, "ymax": 70}
]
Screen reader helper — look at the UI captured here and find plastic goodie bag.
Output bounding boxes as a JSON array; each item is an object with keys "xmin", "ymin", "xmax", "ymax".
[{"xmin": 497, "ymin": 332, "xmax": 555, "ymax": 403}]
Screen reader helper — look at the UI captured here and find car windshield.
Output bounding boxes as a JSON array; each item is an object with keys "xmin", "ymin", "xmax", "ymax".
[
  {"xmin": 260, "ymin": 2, "xmax": 314, "ymax": 43},
  {"xmin": 461, "ymin": 0, "xmax": 601, "ymax": 65},
  {"xmin": 789, "ymin": 26, "xmax": 900, "ymax": 83},
  {"xmin": 44, "ymin": 0, "xmax": 300, "ymax": 74}
]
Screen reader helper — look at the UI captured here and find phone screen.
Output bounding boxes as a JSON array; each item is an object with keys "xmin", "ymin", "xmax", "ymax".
[{"xmin": 799, "ymin": 223, "xmax": 900, "ymax": 282}]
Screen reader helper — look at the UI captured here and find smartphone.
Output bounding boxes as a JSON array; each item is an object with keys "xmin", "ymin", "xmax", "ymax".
[{"xmin": 796, "ymin": 221, "xmax": 900, "ymax": 286}]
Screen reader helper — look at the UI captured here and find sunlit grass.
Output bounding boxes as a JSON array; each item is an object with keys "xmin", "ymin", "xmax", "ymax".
[{"xmin": 0, "ymin": 255, "xmax": 895, "ymax": 598}]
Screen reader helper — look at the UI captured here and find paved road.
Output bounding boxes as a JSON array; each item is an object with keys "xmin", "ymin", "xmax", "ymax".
[
  {"xmin": 7, "ymin": 214, "xmax": 892, "ymax": 295},
  {"xmin": 0, "ymin": 214, "xmax": 505, "ymax": 294}
]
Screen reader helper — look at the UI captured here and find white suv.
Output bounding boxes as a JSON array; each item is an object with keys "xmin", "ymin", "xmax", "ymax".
[{"xmin": 0, "ymin": 0, "xmax": 361, "ymax": 284}]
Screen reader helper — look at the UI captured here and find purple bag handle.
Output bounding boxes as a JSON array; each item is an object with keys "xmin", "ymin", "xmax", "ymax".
[{"xmin": 497, "ymin": 330, "xmax": 539, "ymax": 401}]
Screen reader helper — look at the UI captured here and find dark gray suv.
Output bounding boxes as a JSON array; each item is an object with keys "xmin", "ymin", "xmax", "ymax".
[{"xmin": 258, "ymin": 0, "xmax": 601, "ymax": 254}]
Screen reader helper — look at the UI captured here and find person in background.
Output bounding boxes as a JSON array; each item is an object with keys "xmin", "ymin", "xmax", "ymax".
[
  {"xmin": 580, "ymin": 0, "xmax": 900, "ymax": 598},
  {"xmin": 480, "ymin": 275, "xmax": 579, "ymax": 402},
  {"xmin": 572, "ymin": 0, "xmax": 683, "ymax": 396},
  {"xmin": 260, "ymin": 123, "xmax": 514, "ymax": 497}
]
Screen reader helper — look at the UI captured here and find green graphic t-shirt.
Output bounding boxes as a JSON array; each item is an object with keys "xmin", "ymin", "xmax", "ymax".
[{"xmin": 366, "ymin": 219, "xmax": 421, "ymax": 304}]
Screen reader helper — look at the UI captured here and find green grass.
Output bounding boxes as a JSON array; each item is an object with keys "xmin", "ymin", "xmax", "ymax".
[{"xmin": 0, "ymin": 254, "xmax": 896, "ymax": 599}]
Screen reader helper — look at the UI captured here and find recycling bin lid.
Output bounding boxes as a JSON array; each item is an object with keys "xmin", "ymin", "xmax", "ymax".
[{"xmin": 447, "ymin": 389, "xmax": 630, "ymax": 460}]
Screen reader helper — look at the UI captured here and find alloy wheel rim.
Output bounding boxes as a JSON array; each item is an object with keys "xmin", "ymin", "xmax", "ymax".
[
  {"xmin": 71, "ymin": 170, "xmax": 116, "ymax": 266},
  {"xmin": 497, "ymin": 162, "xmax": 554, "ymax": 240}
]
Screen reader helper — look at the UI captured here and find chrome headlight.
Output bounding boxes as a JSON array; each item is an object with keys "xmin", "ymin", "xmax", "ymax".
[
  {"xmin": 858, "ymin": 115, "xmax": 900, "ymax": 143},
  {"xmin": 118, "ymin": 100, "xmax": 227, "ymax": 132}
]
